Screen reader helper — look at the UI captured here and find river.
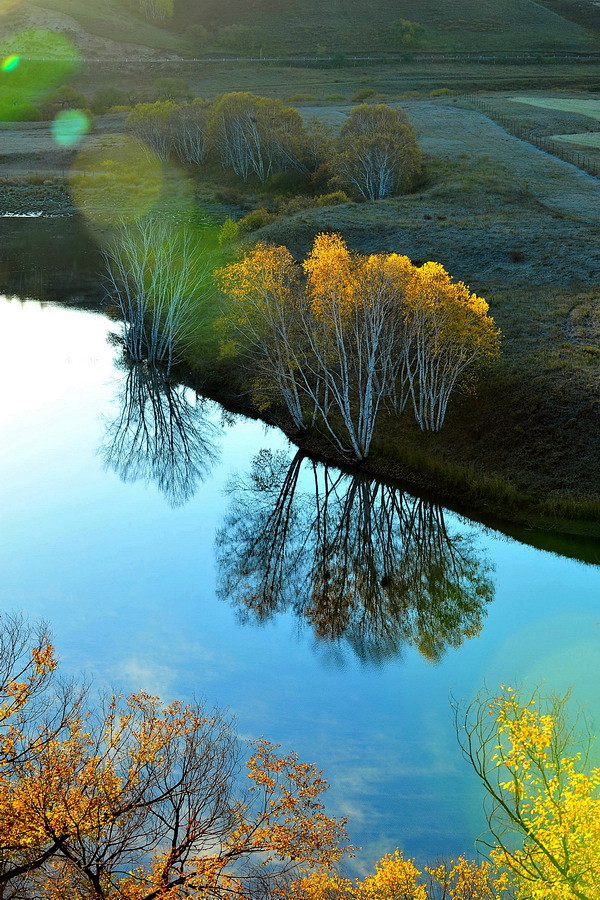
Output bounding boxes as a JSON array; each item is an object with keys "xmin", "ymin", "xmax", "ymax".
[{"xmin": 0, "ymin": 219, "xmax": 599, "ymax": 874}]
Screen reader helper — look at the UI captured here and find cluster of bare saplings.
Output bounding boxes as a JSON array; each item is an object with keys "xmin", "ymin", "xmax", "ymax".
[
  {"xmin": 104, "ymin": 219, "xmax": 215, "ymax": 370},
  {"xmin": 218, "ymin": 234, "xmax": 501, "ymax": 459},
  {"xmin": 126, "ymin": 95, "xmax": 422, "ymax": 200}
]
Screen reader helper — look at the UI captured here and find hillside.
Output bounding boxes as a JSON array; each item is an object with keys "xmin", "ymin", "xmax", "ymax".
[
  {"xmin": 4, "ymin": 0, "xmax": 600, "ymax": 55},
  {"xmin": 172, "ymin": 0, "xmax": 600, "ymax": 53}
]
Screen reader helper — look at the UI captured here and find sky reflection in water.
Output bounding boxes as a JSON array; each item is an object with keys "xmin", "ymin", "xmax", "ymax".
[{"xmin": 0, "ymin": 296, "xmax": 599, "ymax": 871}]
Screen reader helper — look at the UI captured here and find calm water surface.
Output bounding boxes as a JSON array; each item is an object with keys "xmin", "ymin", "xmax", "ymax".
[{"xmin": 0, "ymin": 290, "xmax": 599, "ymax": 873}]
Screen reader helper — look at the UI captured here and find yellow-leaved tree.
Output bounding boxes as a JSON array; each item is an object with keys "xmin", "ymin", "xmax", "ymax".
[
  {"xmin": 456, "ymin": 685, "xmax": 600, "ymax": 900},
  {"xmin": 0, "ymin": 614, "xmax": 350, "ymax": 899},
  {"xmin": 287, "ymin": 849, "xmax": 504, "ymax": 900},
  {"xmin": 218, "ymin": 234, "xmax": 500, "ymax": 458}
]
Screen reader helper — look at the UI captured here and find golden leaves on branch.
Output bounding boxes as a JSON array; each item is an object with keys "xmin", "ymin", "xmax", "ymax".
[
  {"xmin": 288, "ymin": 850, "xmax": 504, "ymax": 900},
  {"xmin": 457, "ymin": 685, "xmax": 600, "ymax": 900},
  {"xmin": 0, "ymin": 616, "xmax": 350, "ymax": 900},
  {"xmin": 218, "ymin": 233, "xmax": 501, "ymax": 456}
]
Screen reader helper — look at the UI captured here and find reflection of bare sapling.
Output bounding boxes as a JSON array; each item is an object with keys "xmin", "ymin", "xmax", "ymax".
[
  {"xmin": 100, "ymin": 360, "xmax": 220, "ymax": 507},
  {"xmin": 217, "ymin": 450, "xmax": 494, "ymax": 663},
  {"xmin": 105, "ymin": 218, "xmax": 213, "ymax": 371}
]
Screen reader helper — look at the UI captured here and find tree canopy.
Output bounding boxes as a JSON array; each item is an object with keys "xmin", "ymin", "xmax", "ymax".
[
  {"xmin": 218, "ymin": 234, "xmax": 500, "ymax": 457},
  {"xmin": 0, "ymin": 615, "xmax": 349, "ymax": 899}
]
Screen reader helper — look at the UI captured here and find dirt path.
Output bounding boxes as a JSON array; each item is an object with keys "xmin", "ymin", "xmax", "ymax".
[{"xmin": 406, "ymin": 100, "xmax": 600, "ymax": 222}]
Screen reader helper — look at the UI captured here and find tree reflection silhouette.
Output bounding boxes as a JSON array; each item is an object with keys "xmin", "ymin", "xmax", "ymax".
[
  {"xmin": 217, "ymin": 450, "xmax": 494, "ymax": 664},
  {"xmin": 101, "ymin": 359, "xmax": 220, "ymax": 507}
]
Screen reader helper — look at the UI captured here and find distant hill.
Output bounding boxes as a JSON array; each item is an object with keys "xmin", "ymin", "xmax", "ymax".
[{"xmin": 4, "ymin": 0, "xmax": 600, "ymax": 56}]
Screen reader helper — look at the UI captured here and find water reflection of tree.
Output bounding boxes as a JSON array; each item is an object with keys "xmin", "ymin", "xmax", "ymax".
[
  {"xmin": 100, "ymin": 360, "xmax": 219, "ymax": 507},
  {"xmin": 216, "ymin": 450, "xmax": 494, "ymax": 664}
]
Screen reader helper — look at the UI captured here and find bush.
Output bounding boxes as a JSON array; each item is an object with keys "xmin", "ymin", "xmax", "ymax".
[
  {"xmin": 237, "ymin": 207, "xmax": 274, "ymax": 233},
  {"xmin": 386, "ymin": 19, "xmax": 427, "ymax": 48},
  {"xmin": 218, "ymin": 217, "xmax": 241, "ymax": 244},
  {"xmin": 217, "ymin": 24, "xmax": 260, "ymax": 53},
  {"xmin": 277, "ymin": 195, "xmax": 315, "ymax": 215},
  {"xmin": 324, "ymin": 93, "xmax": 345, "ymax": 101},
  {"xmin": 154, "ymin": 77, "xmax": 192, "ymax": 102},
  {"xmin": 187, "ymin": 23, "xmax": 212, "ymax": 52},
  {"xmin": 39, "ymin": 85, "xmax": 89, "ymax": 120},
  {"xmin": 315, "ymin": 190, "xmax": 351, "ymax": 206},
  {"xmin": 352, "ymin": 88, "xmax": 379, "ymax": 101},
  {"xmin": 430, "ymin": 87, "xmax": 457, "ymax": 97},
  {"xmin": 91, "ymin": 87, "xmax": 127, "ymax": 115}
]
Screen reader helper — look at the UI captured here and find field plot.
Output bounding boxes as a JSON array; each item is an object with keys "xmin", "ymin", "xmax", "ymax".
[
  {"xmin": 550, "ymin": 131, "xmax": 600, "ymax": 146},
  {"xmin": 292, "ymin": 98, "xmax": 600, "ymax": 288},
  {"xmin": 282, "ymin": 97, "xmax": 600, "ymax": 505},
  {"xmin": 509, "ymin": 95, "xmax": 600, "ymax": 119}
]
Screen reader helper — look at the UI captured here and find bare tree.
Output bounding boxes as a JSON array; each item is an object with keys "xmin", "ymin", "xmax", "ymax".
[
  {"xmin": 105, "ymin": 219, "xmax": 215, "ymax": 371},
  {"xmin": 333, "ymin": 104, "xmax": 422, "ymax": 200},
  {"xmin": 216, "ymin": 450, "xmax": 495, "ymax": 664},
  {"xmin": 100, "ymin": 360, "xmax": 220, "ymax": 507}
]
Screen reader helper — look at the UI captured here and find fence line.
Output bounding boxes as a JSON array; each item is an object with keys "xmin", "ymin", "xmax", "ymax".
[{"xmin": 461, "ymin": 93, "xmax": 600, "ymax": 178}]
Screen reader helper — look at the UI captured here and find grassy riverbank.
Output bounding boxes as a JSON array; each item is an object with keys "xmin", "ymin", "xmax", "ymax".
[
  {"xmin": 2, "ymin": 91, "xmax": 600, "ymax": 536},
  {"xmin": 176, "ymin": 96, "xmax": 600, "ymax": 535}
]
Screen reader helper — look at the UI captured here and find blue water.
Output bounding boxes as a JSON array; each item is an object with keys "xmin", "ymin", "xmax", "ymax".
[{"xmin": 0, "ymin": 296, "xmax": 598, "ymax": 873}]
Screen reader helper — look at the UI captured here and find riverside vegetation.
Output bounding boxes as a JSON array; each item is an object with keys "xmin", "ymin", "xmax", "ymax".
[
  {"xmin": 3, "ymin": 615, "xmax": 599, "ymax": 900},
  {"xmin": 2, "ymin": 76, "xmax": 599, "ymax": 529}
]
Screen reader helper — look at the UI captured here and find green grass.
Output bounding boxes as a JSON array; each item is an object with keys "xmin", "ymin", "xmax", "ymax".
[
  {"xmin": 509, "ymin": 96, "xmax": 600, "ymax": 119},
  {"xmin": 13, "ymin": 0, "xmax": 182, "ymax": 51},
  {"xmin": 550, "ymin": 131, "xmax": 600, "ymax": 146},
  {"xmin": 16, "ymin": 0, "xmax": 600, "ymax": 55}
]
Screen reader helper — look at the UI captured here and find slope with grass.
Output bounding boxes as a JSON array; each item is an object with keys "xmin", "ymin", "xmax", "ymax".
[
  {"xmin": 224, "ymin": 97, "xmax": 600, "ymax": 529},
  {"xmin": 5, "ymin": 0, "xmax": 600, "ymax": 55}
]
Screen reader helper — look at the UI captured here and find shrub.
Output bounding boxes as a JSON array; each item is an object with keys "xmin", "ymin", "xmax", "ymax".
[
  {"xmin": 277, "ymin": 195, "xmax": 315, "ymax": 215},
  {"xmin": 430, "ymin": 87, "xmax": 457, "ymax": 97},
  {"xmin": 39, "ymin": 85, "xmax": 89, "ymax": 120},
  {"xmin": 218, "ymin": 217, "xmax": 241, "ymax": 244},
  {"xmin": 188, "ymin": 23, "xmax": 212, "ymax": 52},
  {"xmin": 352, "ymin": 88, "xmax": 379, "ymax": 101},
  {"xmin": 217, "ymin": 24, "xmax": 260, "ymax": 53},
  {"xmin": 236, "ymin": 207, "xmax": 274, "ymax": 233},
  {"xmin": 154, "ymin": 77, "xmax": 192, "ymax": 102},
  {"xmin": 386, "ymin": 19, "xmax": 427, "ymax": 48},
  {"xmin": 315, "ymin": 190, "xmax": 351, "ymax": 206}
]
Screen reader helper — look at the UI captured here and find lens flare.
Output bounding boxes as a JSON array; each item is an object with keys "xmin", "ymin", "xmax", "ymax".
[
  {"xmin": 1, "ymin": 55, "xmax": 20, "ymax": 72},
  {"xmin": 70, "ymin": 134, "xmax": 164, "ymax": 226},
  {"xmin": 0, "ymin": 31, "xmax": 80, "ymax": 122},
  {"xmin": 52, "ymin": 109, "xmax": 89, "ymax": 148}
]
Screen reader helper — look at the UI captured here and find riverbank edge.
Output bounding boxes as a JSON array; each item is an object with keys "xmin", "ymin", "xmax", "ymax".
[{"xmin": 175, "ymin": 359, "xmax": 600, "ymax": 545}]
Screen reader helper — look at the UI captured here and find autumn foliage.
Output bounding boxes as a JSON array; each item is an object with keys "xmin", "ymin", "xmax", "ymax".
[
  {"xmin": 218, "ymin": 234, "xmax": 500, "ymax": 457},
  {"xmin": 457, "ymin": 686, "xmax": 600, "ymax": 900},
  {"xmin": 287, "ymin": 850, "xmax": 505, "ymax": 900},
  {"xmin": 0, "ymin": 615, "xmax": 349, "ymax": 899}
]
